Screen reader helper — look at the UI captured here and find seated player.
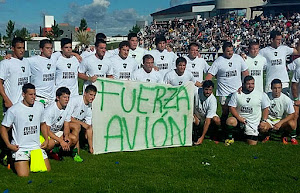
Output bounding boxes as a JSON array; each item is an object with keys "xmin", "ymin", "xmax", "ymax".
[
  {"xmin": 43, "ymin": 87, "xmax": 81, "ymax": 161},
  {"xmin": 0, "ymin": 83, "xmax": 50, "ymax": 176},
  {"xmin": 227, "ymin": 76, "xmax": 269, "ymax": 145},
  {"xmin": 194, "ymin": 80, "xmax": 221, "ymax": 145},
  {"xmin": 260, "ymin": 79, "xmax": 297, "ymax": 145},
  {"xmin": 164, "ymin": 57, "xmax": 202, "ymax": 87},
  {"xmin": 68, "ymin": 85, "xmax": 97, "ymax": 154}
]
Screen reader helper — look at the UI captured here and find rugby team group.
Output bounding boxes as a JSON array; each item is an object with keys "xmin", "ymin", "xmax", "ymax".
[{"xmin": 0, "ymin": 30, "xmax": 299, "ymax": 176}]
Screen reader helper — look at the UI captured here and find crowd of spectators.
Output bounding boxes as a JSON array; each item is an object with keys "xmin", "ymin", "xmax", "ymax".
[{"xmin": 138, "ymin": 12, "xmax": 300, "ymax": 54}]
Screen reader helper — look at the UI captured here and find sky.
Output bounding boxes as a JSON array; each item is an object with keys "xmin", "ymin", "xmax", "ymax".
[{"xmin": 0, "ymin": 0, "xmax": 203, "ymax": 36}]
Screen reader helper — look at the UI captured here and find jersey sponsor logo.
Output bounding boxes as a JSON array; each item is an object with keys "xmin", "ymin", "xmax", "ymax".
[
  {"xmin": 98, "ymin": 64, "xmax": 102, "ymax": 70},
  {"xmin": 254, "ymin": 61, "xmax": 258, "ymax": 66},
  {"xmin": 123, "ymin": 63, "xmax": 127, "ymax": 69},
  {"xmin": 192, "ymin": 71, "xmax": 199, "ymax": 77},
  {"xmin": 250, "ymin": 70, "xmax": 261, "ymax": 76},
  {"xmin": 24, "ymin": 126, "xmax": 37, "ymax": 135},
  {"xmin": 21, "ymin": 66, "xmax": 25, "ymax": 72},
  {"xmin": 18, "ymin": 77, "xmax": 29, "ymax": 86},
  {"xmin": 274, "ymin": 52, "xmax": 278, "ymax": 56},
  {"xmin": 119, "ymin": 72, "xmax": 131, "ymax": 79},
  {"xmin": 29, "ymin": 114, "xmax": 33, "ymax": 121},
  {"xmin": 246, "ymin": 98, "xmax": 251, "ymax": 103},
  {"xmin": 62, "ymin": 72, "xmax": 75, "ymax": 79},
  {"xmin": 225, "ymin": 70, "xmax": 237, "ymax": 77},
  {"xmin": 51, "ymin": 124, "xmax": 63, "ymax": 133},
  {"xmin": 43, "ymin": 73, "xmax": 55, "ymax": 81},
  {"xmin": 179, "ymin": 81, "xmax": 183, "ymax": 85},
  {"xmin": 47, "ymin": 63, "xmax": 51, "ymax": 70},
  {"xmin": 157, "ymin": 63, "xmax": 169, "ymax": 70},
  {"xmin": 80, "ymin": 110, "xmax": 85, "ymax": 115},
  {"xmin": 241, "ymin": 106, "xmax": 253, "ymax": 114},
  {"xmin": 67, "ymin": 63, "xmax": 72, "ymax": 68},
  {"xmin": 132, "ymin": 54, "xmax": 136, "ymax": 58},
  {"xmin": 228, "ymin": 62, "xmax": 232, "ymax": 67},
  {"xmin": 192, "ymin": 63, "xmax": 195, "ymax": 68},
  {"xmin": 160, "ymin": 56, "xmax": 164, "ymax": 60},
  {"xmin": 271, "ymin": 59, "xmax": 282, "ymax": 66}
]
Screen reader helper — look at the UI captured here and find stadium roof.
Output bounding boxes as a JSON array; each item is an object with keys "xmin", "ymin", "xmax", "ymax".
[{"xmin": 151, "ymin": 1, "xmax": 215, "ymax": 16}]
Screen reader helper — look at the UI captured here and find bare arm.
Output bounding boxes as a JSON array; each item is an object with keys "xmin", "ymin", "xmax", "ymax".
[
  {"xmin": 71, "ymin": 52, "xmax": 82, "ymax": 63},
  {"xmin": 0, "ymin": 125, "xmax": 19, "ymax": 151},
  {"xmin": 292, "ymin": 41, "xmax": 300, "ymax": 55},
  {"xmin": 229, "ymin": 106, "xmax": 246, "ymax": 124},
  {"xmin": 262, "ymin": 107, "xmax": 269, "ymax": 121},
  {"xmin": 0, "ymin": 79, "xmax": 12, "ymax": 108},
  {"xmin": 242, "ymin": 70, "xmax": 249, "ymax": 77},
  {"xmin": 291, "ymin": 82, "xmax": 300, "ymax": 105},
  {"xmin": 194, "ymin": 81, "xmax": 202, "ymax": 88},
  {"xmin": 71, "ymin": 117, "xmax": 90, "ymax": 130},
  {"xmin": 205, "ymin": 73, "xmax": 214, "ymax": 80},
  {"xmin": 274, "ymin": 113, "xmax": 294, "ymax": 130}
]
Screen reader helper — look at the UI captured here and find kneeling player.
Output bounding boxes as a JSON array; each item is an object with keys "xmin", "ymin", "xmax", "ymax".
[
  {"xmin": 260, "ymin": 79, "xmax": 297, "ymax": 144},
  {"xmin": 194, "ymin": 80, "xmax": 221, "ymax": 145},
  {"xmin": 43, "ymin": 87, "xmax": 79, "ymax": 161},
  {"xmin": 0, "ymin": 83, "xmax": 50, "ymax": 176},
  {"xmin": 227, "ymin": 76, "xmax": 269, "ymax": 145},
  {"xmin": 68, "ymin": 85, "xmax": 97, "ymax": 154}
]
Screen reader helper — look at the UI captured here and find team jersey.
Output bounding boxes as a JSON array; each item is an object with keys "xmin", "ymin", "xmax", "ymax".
[
  {"xmin": 164, "ymin": 69, "xmax": 196, "ymax": 86},
  {"xmin": 184, "ymin": 55, "xmax": 210, "ymax": 82},
  {"xmin": 2, "ymin": 101, "xmax": 44, "ymax": 151},
  {"xmin": 208, "ymin": 54, "xmax": 248, "ymax": 96},
  {"xmin": 55, "ymin": 56, "xmax": 79, "ymax": 97},
  {"xmin": 51, "ymin": 51, "xmax": 62, "ymax": 62},
  {"xmin": 259, "ymin": 45, "xmax": 294, "ymax": 87},
  {"xmin": 110, "ymin": 55, "xmax": 139, "ymax": 80},
  {"xmin": 67, "ymin": 95, "xmax": 92, "ymax": 125},
  {"xmin": 0, "ymin": 58, "xmax": 31, "ymax": 104},
  {"xmin": 287, "ymin": 57, "xmax": 300, "ymax": 71},
  {"xmin": 131, "ymin": 68, "xmax": 163, "ymax": 83},
  {"xmin": 79, "ymin": 54, "xmax": 113, "ymax": 88},
  {"xmin": 291, "ymin": 58, "xmax": 300, "ymax": 97},
  {"xmin": 149, "ymin": 49, "xmax": 177, "ymax": 76},
  {"xmin": 245, "ymin": 54, "xmax": 267, "ymax": 92},
  {"xmin": 129, "ymin": 47, "xmax": 147, "ymax": 66},
  {"xmin": 80, "ymin": 50, "xmax": 114, "ymax": 59},
  {"xmin": 194, "ymin": 88, "xmax": 218, "ymax": 119},
  {"xmin": 27, "ymin": 55, "xmax": 56, "ymax": 100},
  {"xmin": 267, "ymin": 92, "xmax": 294, "ymax": 120},
  {"xmin": 43, "ymin": 102, "xmax": 71, "ymax": 133}
]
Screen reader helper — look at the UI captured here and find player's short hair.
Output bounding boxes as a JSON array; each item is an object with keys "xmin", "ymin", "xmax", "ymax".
[
  {"xmin": 96, "ymin": 33, "xmax": 106, "ymax": 41},
  {"xmin": 56, "ymin": 87, "xmax": 71, "ymax": 97},
  {"xmin": 128, "ymin": 32, "xmax": 137, "ymax": 41},
  {"xmin": 155, "ymin": 36, "xmax": 166, "ymax": 45},
  {"xmin": 85, "ymin": 85, "xmax": 97, "ymax": 93},
  {"xmin": 39, "ymin": 39, "xmax": 53, "ymax": 49},
  {"xmin": 118, "ymin": 41, "xmax": 130, "ymax": 49},
  {"xmin": 202, "ymin": 80, "xmax": 214, "ymax": 89},
  {"xmin": 143, "ymin": 54, "xmax": 154, "ymax": 64},
  {"xmin": 244, "ymin": 75, "xmax": 255, "ymax": 84},
  {"xmin": 271, "ymin": 79, "xmax": 282, "ymax": 88},
  {"xmin": 188, "ymin": 42, "xmax": 199, "ymax": 50},
  {"xmin": 61, "ymin": 38, "xmax": 72, "ymax": 48},
  {"xmin": 176, "ymin": 57, "xmax": 187, "ymax": 66},
  {"xmin": 249, "ymin": 41, "xmax": 259, "ymax": 49},
  {"xmin": 270, "ymin": 30, "xmax": 282, "ymax": 40},
  {"xmin": 222, "ymin": 41, "xmax": 233, "ymax": 52},
  {"xmin": 12, "ymin": 37, "xmax": 25, "ymax": 47},
  {"xmin": 95, "ymin": 39, "xmax": 106, "ymax": 47},
  {"xmin": 22, "ymin": 83, "xmax": 35, "ymax": 94}
]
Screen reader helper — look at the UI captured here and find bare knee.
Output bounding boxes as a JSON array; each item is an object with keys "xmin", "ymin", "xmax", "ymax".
[
  {"xmin": 226, "ymin": 117, "xmax": 237, "ymax": 127},
  {"xmin": 213, "ymin": 116, "xmax": 221, "ymax": 126}
]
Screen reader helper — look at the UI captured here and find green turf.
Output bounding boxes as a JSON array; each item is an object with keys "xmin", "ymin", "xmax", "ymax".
[{"xmin": 0, "ymin": 141, "xmax": 299, "ymax": 192}]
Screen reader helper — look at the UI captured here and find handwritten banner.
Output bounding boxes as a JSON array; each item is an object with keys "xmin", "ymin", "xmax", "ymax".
[{"xmin": 92, "ymin": 78, "xmax": 194, "ymax": 154}]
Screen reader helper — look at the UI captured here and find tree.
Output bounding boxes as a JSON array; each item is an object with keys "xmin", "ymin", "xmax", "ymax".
[
  {"xmin": 14, "ymin": 27, "xmax": 30, "ymax": 40},
  {"xmin": 129, "ymin": 25, "xmax": 141, "ymax": 34},
  {"xmin": 3, "ymin": 20, "xmax": 15, "ymax": 45},
  {"xmin": 79, "ymin": 18, "xmax": 88, "ymax": 31},
  {"xmin": 75, "ymin": 30, "xmax": 90, "ymax": 46},
  {"xmin": 47, "ymin": 23, "xmax": 63, "ymax": 40}
]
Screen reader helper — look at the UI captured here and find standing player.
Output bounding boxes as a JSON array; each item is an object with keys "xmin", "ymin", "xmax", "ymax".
[
  {"xmin": 0, "ymin": 37, "xmax": 31, "ymax": 111},
  {"xmin": 164, "ymin": 57, "xmax": 202, "ymax": 87},
  {"xmin": 184, "ymin": 42, "xmax": 210, "ymax": 83},
  {"xmin": 260, "ymin": 30, "xmax": 300, "ymax": 94},
  {"xmin": 206, "ymin": 42, "xmax": 249, "ymax": 142},
  {"xmin": 55, "ymin": 38, "xmax": 80, "ymax": 97},
  {"xmin": 78, "ymin": 39, "xmax": 113, "ymax": 89},
  {"xmin": 110, "ymin": 41, "xmax": 139, "ymax": 80},
  {"xmin": 131, "ymin": 54, "xmax": 162, "ymax": 83},
  {"xmin": 127, "ymin": 32, "xmax": 147, "ymax": 66},
  {"xmin": 68, "ymin": 85, "xmax": 97, "ymax": 154},
  {"xmin": 194, "ymin": 80, "xmax": 221, "ymax": 145},
  {"xmin": 149, "ymin": 36, "xmax": 177, "ymax": 76},
  {"xmin": 227, "ymin": 76, "xmax": 269, "ymax": 145},
  {"xmin": 245, "ymin": 41, "xmax": 267, "ymax": 92},
  {"xmin": 261, "ymin": 79, "xmax": 297, "ymax": 144},
  {"xmin": 27, "ymin": 39, "xmax": 56, "ymax": 106},
  {"xmin": 0, "ymin": 83, "xmax": 50, "ymax": 176}
]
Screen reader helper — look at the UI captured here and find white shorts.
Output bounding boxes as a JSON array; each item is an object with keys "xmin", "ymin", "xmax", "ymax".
[
  {"xmin": 12, "ymin": 149, "xmax": 48, "ymax": 161},
  {"xmin": 36, "ymin": 96, "xmax": 54, "ymax": 108},
  {"xmin": 219, "ymin": 95, "xmax": 232, "ymax": 106},
  {"xmin": 54, "ymin": 131, "xmax": 64, "ymax": 138},
  {"xmin": 266, "ymin": 118, "xmax": 281, "ymax": 129}
]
